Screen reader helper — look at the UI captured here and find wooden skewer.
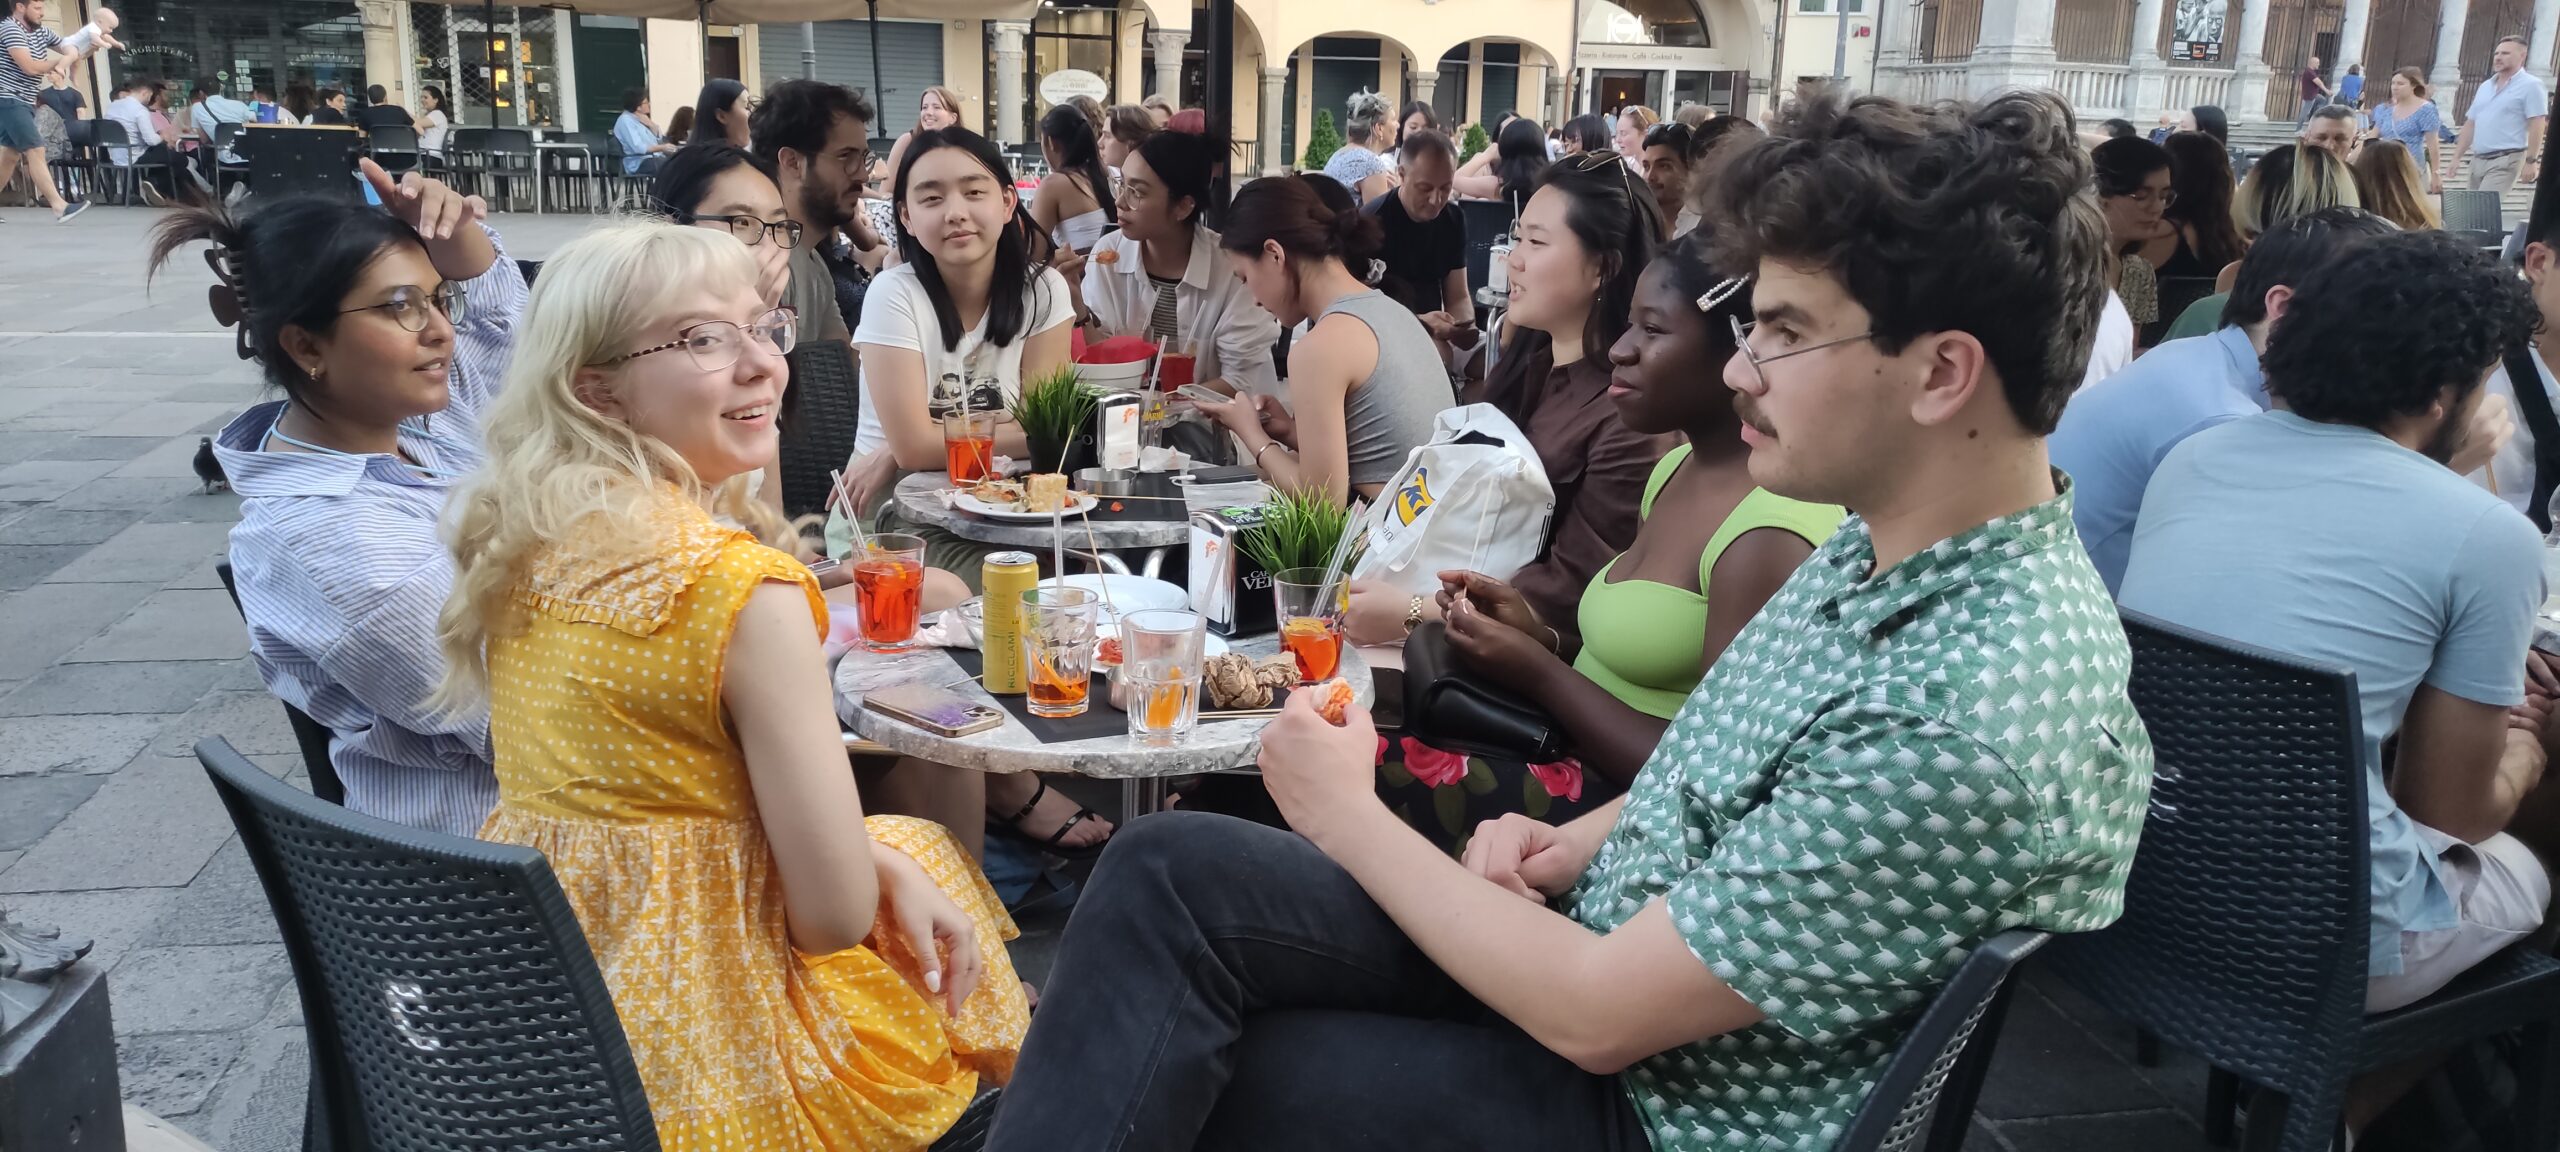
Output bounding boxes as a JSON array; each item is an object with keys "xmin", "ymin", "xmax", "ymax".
[{"xmin": 1199, "ymin": 708, "xmax": 1284, "ymax": 719}]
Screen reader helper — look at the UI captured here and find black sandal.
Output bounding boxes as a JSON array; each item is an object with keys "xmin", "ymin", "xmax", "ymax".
[{"xmin": 995, "ymin": 777, "xmax": 1112, "ymax": 860}]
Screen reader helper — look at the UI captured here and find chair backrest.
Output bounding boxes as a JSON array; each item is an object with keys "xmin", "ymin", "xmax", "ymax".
[
  {"xmin": 1457, "ymin": 197, "xmax": 1516, "ymax": 296},
  {"xmin": 448, "ymin": 127, "xmax": 491, "ymax": 161},
  {"xmin": 485, "ymin": 127, "xmax": 536, "ymax": 156},
  {"xmin": 2442, "ymin": 188, "xmax": 2504, "ymax": 235},
  {"xmin": 91, "ymin": 118, "xmax": 129, "ymax": 147},
  {"xmin": 1835, "ymin": 929, "xmax": 2050, "ymax": 1152},
  {"xmin": 777, "ymin": 340, "xmax": 863, "ymax": 520},
  {"xmin": 213, "ymin": 560, "xmax": 349, "ymax": 805},
  {"xmin": 2047, "ymin": 611, "xmax": 2368, "ymax": 1104},
  {"xmin": 197, "ymin": 737, "xmax": 661, "ymax": 1151},
  {"xmin": 368, "ymin": 123, "xmax": 420, "ymax": 153}
]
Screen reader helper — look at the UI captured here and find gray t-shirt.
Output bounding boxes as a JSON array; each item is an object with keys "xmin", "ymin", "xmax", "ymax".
[
  {"xmin": 786, "ymin": 243, "xmax": 851, "ymax": 345},
  {"xmin": 2119, "ymin": 409, "xmax": 2543, "ymax": 974},
  {"xmin": 1317, "ymin": 289, "xmax": 1446, "ymax": 489}
]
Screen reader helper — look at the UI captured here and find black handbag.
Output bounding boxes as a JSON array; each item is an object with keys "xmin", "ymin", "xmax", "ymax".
[{"xmin": 1399, "ymin": 620, "xmax": 1570, "ymax": 763}]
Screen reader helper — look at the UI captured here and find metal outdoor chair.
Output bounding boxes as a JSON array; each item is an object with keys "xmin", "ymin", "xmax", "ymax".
[
  {"xmin": 478, "ymin": 128, "xmax": 538, "ymax": 212},
  {"xmin": 777, "ymin": 340, "xmax": 863, "ymax": 520},
  {"xmin": 2050, "ymin": 612, "xmax": 2560, "ymax": 1152},
  {"xmin": 366, "ymin": 123, "xmax": 421, "ymax": 176},
  {"xmin": 2443, "ymin": 188, "xmax": 2505, "ymax": 236},
  {"xmin": 444, "ymin": 127, "xmax": 491, "ymax": 200},
  {"xmin": 1458, "ymin": 197, "xmax": 1516, "ymax": 297},
  {"xmin": 86, "ymin": 120, "xmax": 160, "ymax": 205},
  {"xmin": 538, "ymin": 131, "xmax": 609, "ymax": 212},
  {"xmin": 196, "ymin": 736, "xmax": 660, "ymax": 1152},
  {"xmin": 50, "ymin": 116, "xmax": 97, "ymax": 200},
  {"xmin": 1834, "ymin": 929, "xmax": 2050, "ymax": 1152},
  {"xmin": 214, "ymin": 560, "xmax": 346, "ymax": 806},
  {"xmin": 212, "ymin": 121, "xmax": 253, "ymax": 195}
]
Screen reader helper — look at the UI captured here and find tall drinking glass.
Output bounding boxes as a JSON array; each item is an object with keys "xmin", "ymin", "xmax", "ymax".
[
  {"xmin": 851, "ymin": 533, "xmax": 926, "ymax": 651},
  {"xmin": 1121, "ymin": 610, "xmax": 1207, "ymax": 746},
  {"xmin": 1022, "ymin": 586, "xmax": 1100, "ymax": 718},
  {"xmin": 944, "ymin": 410, "xmax": 999, "ymax": 484},
  {"xmin": 1272, "ymin": 567, "xmax": 1346, "ymax": 684}
]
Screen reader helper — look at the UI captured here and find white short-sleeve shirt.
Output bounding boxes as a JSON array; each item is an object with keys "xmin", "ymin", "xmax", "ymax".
[{"xmin": 850, "ymin": 263, "xmax": 1073, "ymax": 456}]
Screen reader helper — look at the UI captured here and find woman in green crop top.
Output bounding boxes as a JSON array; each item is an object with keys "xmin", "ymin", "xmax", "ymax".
[{"xmin": 1377, "ymin": 234, "xmax": 1843, "ymax": 849}]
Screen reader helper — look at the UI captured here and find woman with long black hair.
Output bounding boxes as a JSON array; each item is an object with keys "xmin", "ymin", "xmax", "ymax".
[
  {"xmin": 691, "ymin": 77, "xmax": 750, "ymax": 146},
  {"xmin": 1453, "ymin": 115, "xmax": 1549, "ymax": 207},
  {"xmin": 1031, "ymin": 103, "xmax": 1116, "ymax": 254},
  {"xmin": 1346, "ymin": 152, "xmax": 1671, "ymax": 643},
  {"xmin": 1075, "ymin": 125, "xmax": 1280, "ymax": 398}
]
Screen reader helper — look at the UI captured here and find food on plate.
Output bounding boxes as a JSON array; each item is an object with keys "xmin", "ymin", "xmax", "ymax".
[
  {"xmin": 1096, "ymin": 635, "xmax": 1124, "ymax": 668},
  {"xmin": 1092, "ymin": 248, "xmax": 1120, "ymax": 266},
  {"xmin": 1026, "ymin": 472, "xmax": 1070, "ymax": 513},
  {"xmin": 1203, "ymin": 653, "xmax": 1267, "ymax": 710},
  {"xmin": 968, "ymin": 477, "xmax": 1025, "ymax": 508},
  {"xmin": 1313, "ymin": 678, "xmax": 1356, "ymax": 726}
]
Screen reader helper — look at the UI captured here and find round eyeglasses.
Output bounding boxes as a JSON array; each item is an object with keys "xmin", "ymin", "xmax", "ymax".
[
  {"xmin": 1728, "ymin": 314, "xmax": 1876, "ymax": 389},
  {"xmin": 602, "ymin": 308, "xmax": 799, "ymax": 372},
  {"xmin": 683, "ymin": 213, "xmax": 806, "ymax": 250},
  {"xmin": 338, "ymin": 281, "xmax": 467, "ymax": 333}
]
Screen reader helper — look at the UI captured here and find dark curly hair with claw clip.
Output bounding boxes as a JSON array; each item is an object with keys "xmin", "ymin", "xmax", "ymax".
[{"xmin": 147, "ymin": 199, "xmax": 428, "ymax": 403}]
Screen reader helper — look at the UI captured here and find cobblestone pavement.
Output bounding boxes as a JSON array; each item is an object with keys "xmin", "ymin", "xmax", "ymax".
[{"xmin": 0, "ymin": 205, "xmax": 2216, "ymax": 1152}]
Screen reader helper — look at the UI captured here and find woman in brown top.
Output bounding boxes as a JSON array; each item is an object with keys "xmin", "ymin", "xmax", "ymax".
[{"xmin": 1343, "ymin": 152, "xmax": 1671, "ymax": 642}]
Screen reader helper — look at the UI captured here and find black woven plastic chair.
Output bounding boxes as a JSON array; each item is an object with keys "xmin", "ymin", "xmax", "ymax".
[
  {"xmin": 366, "ymin": 123, "xmax": 421, "ymax": 175},
  {"xmin": 1458, "ymin": 198, "xmax": 1515, "ymax": 297},
  {"xmin": 778, "ymin": 340, "xmax": 863, "ymax": 521},
  {"xmin": 1835, "ymin": 928, "xmax": 2049, "ymax": 1152},
  {"xmin": 198, "ymin": 736, "xmax": 660, "ymax": 1151},
  {"xmin": 2051, "ymin": 612, "xmax": 2560, "ymax": 1152},
  {"xmin": 215, "ymin": 560, "xmax": 348, "ymax": 806}
]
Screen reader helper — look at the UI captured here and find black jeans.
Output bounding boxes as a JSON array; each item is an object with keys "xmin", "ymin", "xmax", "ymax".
[{"xmin": 986, "ymin": 810, "xmax": 1652, "ymax": 1152}]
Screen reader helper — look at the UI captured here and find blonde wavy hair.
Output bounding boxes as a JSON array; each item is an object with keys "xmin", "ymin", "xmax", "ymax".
[
  {"xmin": 2234, "ymin": 142, "xmax": 2360, "ymax": 238},
  {"xmin": 432, "ymin": 220, "xmax": 799, "ymax": 712}
]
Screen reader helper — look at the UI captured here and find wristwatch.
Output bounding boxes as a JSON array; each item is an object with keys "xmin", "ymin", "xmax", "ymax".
[{"xmin": 1404, "ymin": 595, "xmax": 1426, "ymax": 635}]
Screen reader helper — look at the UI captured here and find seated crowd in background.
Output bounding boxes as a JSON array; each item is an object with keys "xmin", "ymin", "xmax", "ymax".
[{"xmin": 170, "ymin": 60, "xmax": 2560, "ymax": 1150}]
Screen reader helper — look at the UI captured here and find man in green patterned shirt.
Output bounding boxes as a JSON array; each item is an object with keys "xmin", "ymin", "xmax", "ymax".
[{"xmin": 983, "ymin": 92, "xmax": 2154, "ymax": 1152}]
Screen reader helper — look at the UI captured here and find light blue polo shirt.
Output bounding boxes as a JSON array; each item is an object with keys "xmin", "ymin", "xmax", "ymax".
[
  {"xmin": 2047, "ymin": 323, "xmax": 2268, "ymax": 593},
  {"xmin": 2120, "ymin": 410, "xmax": 2543, "ymax": 975},
  {"xmin": 2467, "ymin": 68, "xmax": 2549, "ymax": 153}
]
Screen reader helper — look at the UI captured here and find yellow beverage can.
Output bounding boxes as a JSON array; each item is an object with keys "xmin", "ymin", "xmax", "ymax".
[{"xmin": 980, "ymin": 552, "xmax": 1039, "ymax": 695}]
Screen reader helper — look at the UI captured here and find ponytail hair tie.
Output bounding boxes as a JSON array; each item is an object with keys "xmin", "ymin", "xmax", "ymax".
[{"xmin": 1365, "ymin": 258, "xmax": 1386, "ymax": 286}]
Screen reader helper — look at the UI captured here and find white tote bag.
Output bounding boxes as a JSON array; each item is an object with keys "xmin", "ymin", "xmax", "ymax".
[{"xmin": 1349, "ymin": 404, "xmax": 1555, "ymax": 599}]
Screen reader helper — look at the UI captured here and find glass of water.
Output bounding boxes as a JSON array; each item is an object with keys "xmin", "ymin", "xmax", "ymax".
[{"xmin": 1120, "ymin": 609, "xmax": 1207, "ymax": 746}]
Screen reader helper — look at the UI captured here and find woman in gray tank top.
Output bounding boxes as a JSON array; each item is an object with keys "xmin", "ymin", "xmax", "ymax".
[{"xmin": 1195, "ymin": 173, "xmax": 1446, "ymax": 502}]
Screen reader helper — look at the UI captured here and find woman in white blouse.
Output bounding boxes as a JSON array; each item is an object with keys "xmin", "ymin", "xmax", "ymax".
[{"xmin": 1071, "ymin": 126, "xmax": 1280, "ymax": 399}]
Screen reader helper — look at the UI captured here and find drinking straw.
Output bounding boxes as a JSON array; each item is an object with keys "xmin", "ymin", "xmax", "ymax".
[
  {"xmin": 826, "ymin": 467, "xmax": 872, "ymax": 555},
  {"xmin": 1313, "ymin": 499, "xmax": 1369, "ymax": 611}
]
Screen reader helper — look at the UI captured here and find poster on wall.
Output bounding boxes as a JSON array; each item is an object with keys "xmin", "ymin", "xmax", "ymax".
[{"xmin": 2172, "ymin": 0, "xmax": 2226, "ymax": 61}]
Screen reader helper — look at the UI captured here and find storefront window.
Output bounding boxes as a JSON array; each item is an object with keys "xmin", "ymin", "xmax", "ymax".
[
  {"xmin": 114, "ymin": 0, "xmax": 365, "ymax": 101},
  {"xmin": 1584, "ymin": 0, "xmax": 1713, "ymax": 48},
  {"xmin": 409, "ymin": 3, "xmax": 568, "ymax": 129}
]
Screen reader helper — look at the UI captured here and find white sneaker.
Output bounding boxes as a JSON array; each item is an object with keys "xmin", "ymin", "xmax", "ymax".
[
  {"xmin": 224, "ymin": 183, "xmax": 247, "ymax": 207},
  {"xmin": 139, "ymin": 182, "xmax": 167, "ymax": 208}
]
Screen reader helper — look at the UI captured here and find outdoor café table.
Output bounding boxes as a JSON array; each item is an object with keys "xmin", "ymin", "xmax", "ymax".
[
  {"xmin": 892, "ymin": 471, "xmax": 1190, "ymax": 579},
  {"xmin": 834, "ymin": 631, "xmax": 1373, "ymax": 818}
]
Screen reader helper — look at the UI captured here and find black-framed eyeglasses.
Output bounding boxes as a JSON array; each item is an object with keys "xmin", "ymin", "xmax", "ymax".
[
  {"xmin": 1729, "ymin": 313, "xmax": 1876, "ymax": 388},
  {"xmin": 601, "ymin": 307, "xmax": 798, "ymax": 371},
  {"xmin": 339, "ymin": 281, "xmax": 466, "ymax": 332},
  {"xmin": 681, "ymin": 213, "xmax": 805, "ymax": 250}
]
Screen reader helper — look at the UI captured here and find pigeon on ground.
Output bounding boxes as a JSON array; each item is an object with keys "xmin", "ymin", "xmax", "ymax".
[{"xmin": 193, "ymin": 437, "xmax": 229, "ymax": 495}]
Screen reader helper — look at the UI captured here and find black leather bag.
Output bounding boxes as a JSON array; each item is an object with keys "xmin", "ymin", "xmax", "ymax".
[{"xmin": 1400, "ymin": 621, "xmax": 1570, "ymax": 763}]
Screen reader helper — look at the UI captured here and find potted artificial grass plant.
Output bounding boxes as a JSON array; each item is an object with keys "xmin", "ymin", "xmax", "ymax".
[
  {"xmin": 1237, "ymin": 487, "xmax": 1358, "ymax": 576},
  {"xmin": 1011, "ymin": 365, "xmax": 1100, "ymax": 475}
]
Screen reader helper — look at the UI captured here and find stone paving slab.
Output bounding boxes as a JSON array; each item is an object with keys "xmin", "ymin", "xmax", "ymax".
[
  {"xmin": 65, "ymin": 588, "xmax": 255, "ymax": 664},
  {"xmin": 0, "ymin": 713, "xmax": 173, "ymax": 776},
  {"xmin": 45, "ymin": 521, "xmax": 239, "ymax": 586},
  {"xmin": 0, "ymin": 578, "xmax": 158, "ymax": 679},
  {"xmin": 1, "ymin": 750, "xmax": 238, "ymax": 892}
]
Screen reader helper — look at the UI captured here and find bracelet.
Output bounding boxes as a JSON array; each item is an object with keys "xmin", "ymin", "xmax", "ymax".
[
  {"xmin": 1254, "ymin": 440, "xmax": 1285, "ymax": 469},
  {"xmin": 1543, "ymin": 625, "xmax": 1562, "ymax": 654},
  {"xmin": 1404, "ymin": 595, "xmax": 1426, "ymax": 635}
]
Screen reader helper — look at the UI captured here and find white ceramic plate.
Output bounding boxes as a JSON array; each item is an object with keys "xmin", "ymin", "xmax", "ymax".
[
  {"xmin": 1054, "ymin": 573, "xmax": 1189, "ymax": 613},
  {"xmin": 953, "ymin": 491, "xmax": 1099, "ymax": 521}
]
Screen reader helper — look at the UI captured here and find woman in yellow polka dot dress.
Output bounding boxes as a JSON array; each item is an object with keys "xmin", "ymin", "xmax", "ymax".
[{"xmin": 431, "ymin": 220, "xmax": 1028, "ymax": 1152}]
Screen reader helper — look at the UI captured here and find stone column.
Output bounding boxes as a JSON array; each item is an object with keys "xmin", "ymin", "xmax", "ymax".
[
  {"xmin": 358, "ymin": 0, "xmax": 405, "ymax": 106},
  {"xmin": 1262, "ymin": 65, "xmax": 1289, "ymax": 173},
  {"xmin": 1965, "ymin": 0, "xmax": 2058, "ymax": 101},
  {"xmin": 1411, "ymin": 71, "xmax": 1438, "ymax": 120},
  {"xmin": 992, "ymin": 21, "xmax": 1031, "ymax": 146},
  {"xmin": 1150, "ymin": 27, "xmax": 1190, "ymax": 103},
  {"xmin": 2430, "ymin": 0, "xmax": 2470, "ymax": 98},
  {"xmin": 1547, "ymin": 73, "xmax": 1568, "ymax": 123},
  {"xmin": 2127, "ymin": 0, "xmax": 2170, "ymax": 125},
  {"xmin": 2229, "ymin": 0, "xmax": 2281, "ymax": 123},
  {"xmin": 2337, "ymin": 0, "xmax": 2377, "ymax": 81},
  {"xmin": 2531, "ymin": 0, "xmax": 2560, "ymax": 87}
]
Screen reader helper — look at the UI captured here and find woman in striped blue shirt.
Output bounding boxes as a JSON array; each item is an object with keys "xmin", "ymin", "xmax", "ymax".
[{"xmin": 150, "ymin": 158, "xmax": 526, "ymax": 837}]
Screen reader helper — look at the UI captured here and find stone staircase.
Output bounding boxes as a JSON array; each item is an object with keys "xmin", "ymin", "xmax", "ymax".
[{"xmin": 2226, "ymin": 118, "xmax": 2536, "ymax": 226}]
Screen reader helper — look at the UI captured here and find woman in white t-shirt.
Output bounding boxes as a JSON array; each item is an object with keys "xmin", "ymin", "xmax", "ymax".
[
  {"xmin": 848, "ymin": 126, "xmax": 1072, "ymax": 523},
  {"xmin": 415, "ymin": 85, "xmax": 450, "ymax": 157}
]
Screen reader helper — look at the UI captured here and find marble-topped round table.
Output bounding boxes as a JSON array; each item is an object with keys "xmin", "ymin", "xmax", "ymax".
[
  {"xmin": 892, "ymin": 472, "xmax": 1190, "ymax": 578},
  {"xmin": 834, "ymin": 630, "xmax": 1372, "ymax": 816}
]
